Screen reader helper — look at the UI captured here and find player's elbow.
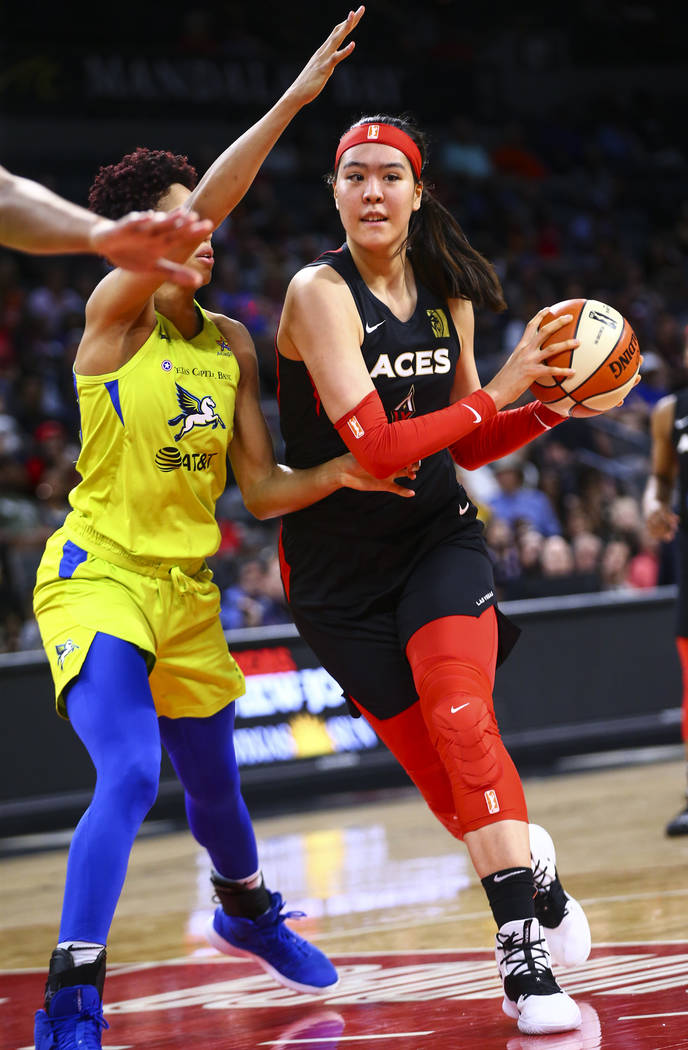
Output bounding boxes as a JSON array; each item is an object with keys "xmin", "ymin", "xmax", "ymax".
[
  {"xmin": 241, "ymin": 490, "xmax": 275, "ymax": 521},
  {"xmin": 451, "ymin": 451, "xmax": 480, "ymax": 471},
  {"xmin": 449, "ymin": 441, "xmax": 480, "ymax": 472}
]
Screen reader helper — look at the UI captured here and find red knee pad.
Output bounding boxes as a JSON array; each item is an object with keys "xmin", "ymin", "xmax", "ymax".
[
  {"xmin": 421, "ymin": 667, "xmax": 527, "ymax": 830},
  {"xmin": 406, "ymin": 614, "xmax": 527, "ymax": 831},
  {"xmin": 348, "ymin": 695, "xmax": 463, "ymax": 839},
  {"xmin": 420, "ymin": 663, "xmax": 502, "ymax": 790}
]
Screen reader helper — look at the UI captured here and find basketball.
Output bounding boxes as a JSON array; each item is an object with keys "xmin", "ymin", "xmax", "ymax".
[{"xmin": 530, "ymin": 298, "xmax": 640, "ymax": 418}]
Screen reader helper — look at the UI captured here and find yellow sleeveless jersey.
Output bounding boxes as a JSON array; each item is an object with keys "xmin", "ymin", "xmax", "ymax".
[{"xmin": 64, "ymin": 304, "xmax": 239, "ymax": 563}]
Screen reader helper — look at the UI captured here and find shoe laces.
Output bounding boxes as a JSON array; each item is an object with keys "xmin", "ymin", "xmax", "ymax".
[
  {"xmin": 50, "ymin": 1003, "xmax": 109, "ymax": 1045},
  {"xmin": 272, "ymin": 900, "xmax": 311, "ymax": 955},
  {"xmin": 497, "ymin": 925, "xmax": 551, "ymax": 980},
  {"xmin": 531, "ymin": 855, "xmax": 553, "ymax": 894},
  {"xmin": 532, "ymin": 867, "xmax": 570, "ymax": 928}
]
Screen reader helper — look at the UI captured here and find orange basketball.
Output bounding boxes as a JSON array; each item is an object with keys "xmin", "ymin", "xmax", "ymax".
[{"xmin": 530, "ymin": 298, "xmax": 640, "ymax": 418}]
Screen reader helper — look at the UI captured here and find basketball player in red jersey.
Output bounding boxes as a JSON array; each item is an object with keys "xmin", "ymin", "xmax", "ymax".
[
  {"xmin": 276, "ymin": 115, "xmax": 593, "ymax": 1035},
  {"xmin": 644, "ymin": 327, "xmax": 688, "ymax": 836}
]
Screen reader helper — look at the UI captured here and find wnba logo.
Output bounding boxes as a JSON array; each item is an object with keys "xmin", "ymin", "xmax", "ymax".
[
  {"xmin": 347, "ymin": 415, "xmax": 365, "ymax": 439},
  {"xmin": 588, "ymin": 309, "xmax": 617, "ymax": 328},
  {"xmin": 485, "ymin": 790, "xmax": 500, "ymax": 814},
  {"xmin": 367, "ymin": 125, "xmax": 380, "ymax": 140}
]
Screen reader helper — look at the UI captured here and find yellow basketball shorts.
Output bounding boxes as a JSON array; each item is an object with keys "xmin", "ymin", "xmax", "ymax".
[{"xmin": 33, "ymin": 528, "xmax": 245, "ymax": 720}]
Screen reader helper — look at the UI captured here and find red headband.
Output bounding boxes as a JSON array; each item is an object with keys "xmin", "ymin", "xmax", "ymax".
[{"xmin": 335, "ymin": 123, "xmax": 423, "ymax": 180}]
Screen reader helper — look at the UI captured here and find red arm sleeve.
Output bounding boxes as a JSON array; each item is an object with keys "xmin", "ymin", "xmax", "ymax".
[
  {"xmin": 449, "ymin": 401, "xmax": 566, "ymax": 471},
  {"xmin": 334, "ymin": 387, "xmax": 497, "ymax": 479}
]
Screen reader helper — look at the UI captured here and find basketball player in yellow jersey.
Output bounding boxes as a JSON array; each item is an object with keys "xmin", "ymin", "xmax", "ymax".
[{"xmin": 29, "ymin": 11, "xmax": 410, "ymax": 1050}]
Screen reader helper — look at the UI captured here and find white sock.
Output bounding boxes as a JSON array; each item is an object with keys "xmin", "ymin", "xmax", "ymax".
[
  {"xmin": 57, "ymin": 940, "xmax": 105, "ymax": 967},
  {"xmin": 213, "ymin": 867, "xmax": 263, "ymax": 891}
]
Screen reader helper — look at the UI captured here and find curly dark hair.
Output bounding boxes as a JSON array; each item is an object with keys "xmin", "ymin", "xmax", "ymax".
[{"xmin": 88, "ymin": 147, "xmax": 198, "ymax": 219}]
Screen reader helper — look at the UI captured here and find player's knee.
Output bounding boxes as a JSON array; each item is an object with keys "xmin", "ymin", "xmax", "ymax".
[
  {"xmin": 111, "ymin": 752, "xmax": 160, "ymax": 821},
  {"xmin": 181, "ymin": 754, "xmax": 242, "ymax": 808},
  {"xmin": 426, "ymin": 695, "xmax": 502, "ymax": 790},
  {"xmin": 454, "ymin": 728, "xmax": 503, "ymax": 790},
  {"xmin": 416, "ymin": 658, "xmax": 502, "ymax": 791}
]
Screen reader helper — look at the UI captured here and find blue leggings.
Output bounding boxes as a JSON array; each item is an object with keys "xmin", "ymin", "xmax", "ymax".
[{"xmin": 60, "ymin": 633, "xmax": 258, "ymax": 944}]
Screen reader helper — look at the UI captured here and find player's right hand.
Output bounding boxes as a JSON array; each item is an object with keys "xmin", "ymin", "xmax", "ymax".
[
  {"xmin": 336, "ymin": 453, "xmax": 416, "ymax": 497},
  {"xmin": 484, "ymin": 308, "xmax": 578, "ymax": 411},
  {"xmin": 287, "ymin": 7, "xmax": 365, "ymax": 107},
  {"xmin": 90, "ymin": 208, "xmax": 213, "ymax": 287},
  {"xmin": 645, "ymin": 503, "xmax": 678, "ymax": 542}
]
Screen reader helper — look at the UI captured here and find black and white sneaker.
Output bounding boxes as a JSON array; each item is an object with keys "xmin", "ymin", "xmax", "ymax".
[
  {"xmin": 496, "ymin": 917, "xmax": 582, "ymax": 1035},
  {"xmin": 530, "ymin": 823, "xmax": 591, "ymax": 968},
  {"xmin": 666, "ymin": 804, "xmax": 688, "ymax": 837}
]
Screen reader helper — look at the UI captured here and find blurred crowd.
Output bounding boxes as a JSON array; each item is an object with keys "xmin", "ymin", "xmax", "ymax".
[{"xmin": 1, "ymin": 89, "xmax": 687, "ymax": 651}]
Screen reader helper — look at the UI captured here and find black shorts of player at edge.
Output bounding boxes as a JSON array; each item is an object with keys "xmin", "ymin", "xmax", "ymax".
[
  {"xmin": 676, "ymin": 530, "xmax": 688, "ymax": 639},
  {"xmin": 289, "ymin": 536, "xmax": 521, "ymax": 721}
]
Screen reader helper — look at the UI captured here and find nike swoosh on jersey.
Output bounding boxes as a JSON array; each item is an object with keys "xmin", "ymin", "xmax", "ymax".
[
  {"xmin": 365, "ymin": 320, "xmax": 385, "ymax": 333},
  {"xmin": 493, "ymin": 869, "xmax": 528, "ymax": 882},
  {"xmin": 676, "ymin": 415, "xmax": 688, "ymax": 429},
  {"xmin": 465, "ymin": 404, "xmax": 482, "ymax": 423},
  {"xmin": 450, "ymin": 702, "xmax": 470, "ymax": 713},
  {"xmin": 459, "ymin": 502, "xmax": 470, "ymax": 515}
]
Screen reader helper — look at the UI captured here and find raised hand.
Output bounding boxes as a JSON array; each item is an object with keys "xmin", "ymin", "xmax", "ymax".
[
  {"xmin": 484, "ymin": 308, "xmax": 578, "ymax": 411},
  {"xmin": 287, "ymin": 7, "xmax": 365, "ymax": 107},
  {"xmin": 90, "ymin": 208, "xmax": 213, "ymax": 287}
]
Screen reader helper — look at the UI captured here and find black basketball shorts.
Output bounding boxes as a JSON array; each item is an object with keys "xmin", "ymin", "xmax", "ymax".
[
  {"xmin": 676, "ymin": 530, "xmax": 688, "ymax": 638},
  {"xmin": 289, "ymin": 535, "xmax": 519, "ymax": 720}
]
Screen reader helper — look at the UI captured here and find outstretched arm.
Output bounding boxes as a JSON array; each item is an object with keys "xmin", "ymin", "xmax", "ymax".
[
  {"xmin": 0, "ymin": 165, "xmax": 211, "ymax": 286},
  {"xmin": 221, "ymin": 317, "xmax": 412, "ymax": 520},
  {"xmin": 82, "ymin": 8, "xmax": 365, "ymax": 329},
  {"xmin": 187, "ymin": 8, "xmax": 365, "ymax": 228}
]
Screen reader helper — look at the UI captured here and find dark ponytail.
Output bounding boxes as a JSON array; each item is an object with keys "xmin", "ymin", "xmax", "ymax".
[
  {"xmin": 333, "ymin": 114, "xmax": 506, "ymax": 313},
  {"xmin": 408, "ymin": 189, "xmax": 506, "ymax": 312}
]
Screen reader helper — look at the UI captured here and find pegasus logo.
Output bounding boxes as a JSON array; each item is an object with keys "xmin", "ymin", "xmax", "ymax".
[
  {"xmin": 168, "ymin": 383, "xmax": 226, "ymax": 442},
  {"xmin": 55, "ymin": 639, "xmax": 79, "ymax": 669}
]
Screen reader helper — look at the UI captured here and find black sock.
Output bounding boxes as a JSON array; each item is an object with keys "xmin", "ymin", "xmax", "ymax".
[
  {"xmin": 481, "ymin": 867, "xmax": 536, "ymax": 929},
  {"xmin": 211, "ymin": 871, "xmax": 272, "ymax": 919},
  {"xmin": 45, "ymin": 947, "xmax": 107, "ymax": 1008}
]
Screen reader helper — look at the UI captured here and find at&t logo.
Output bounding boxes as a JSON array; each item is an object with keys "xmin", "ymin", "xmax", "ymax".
[{"xmin": 155, "ymin": 447, "xmax": 219, "ymax": 472}]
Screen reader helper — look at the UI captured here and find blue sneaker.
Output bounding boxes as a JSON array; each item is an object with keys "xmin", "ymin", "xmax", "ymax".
[
  {"xmin": 205, "ymin": 891, "xmax": 338, "ymax": 994},
  {"xmin": 34, "ymin": 985, "xmax": 109, "ymax": 1049}
]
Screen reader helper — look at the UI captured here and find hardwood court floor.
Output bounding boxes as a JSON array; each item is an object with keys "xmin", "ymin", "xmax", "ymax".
[{"xmin": 3, "ymin": 756, "xmax": 688, "ymax": 1049}]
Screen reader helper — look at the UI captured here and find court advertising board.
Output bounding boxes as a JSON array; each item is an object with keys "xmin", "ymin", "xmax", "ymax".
[{"xmin": 231, "ymin": 640, "xmax": 380, "ymax": 768}]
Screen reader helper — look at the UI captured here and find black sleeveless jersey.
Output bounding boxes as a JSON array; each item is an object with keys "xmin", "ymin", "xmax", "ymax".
[
  {"xmin": 672, "ymin": 387, "xmax": 688, "ymax": 532},
  {"xmin": 277, "ymin": 244, "xmax": 487, "ymax": 618}
]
